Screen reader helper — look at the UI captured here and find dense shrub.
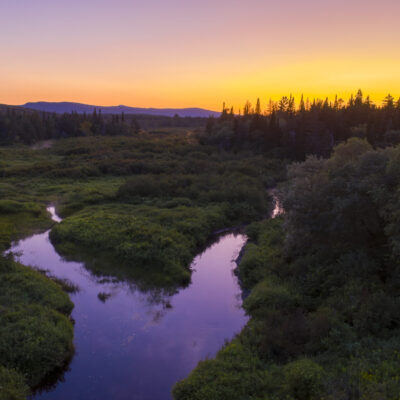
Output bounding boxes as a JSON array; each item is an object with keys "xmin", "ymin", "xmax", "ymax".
[
  {"xmin": 173, "ymin": 341, "xmax": 268, "ymax": 400},
  {"xmin": 0, "ymin": 305, "xmax": 73, "ymax": 387},
  {"xmin": 244, "ymin": 279, "xmax": 299, "ymax": 318},
  {"xmin": 0, "ymin": 367, "xmax": 28, "ymax": 400},
  {"xmin": 174, "ymin": 141, "xmax": 400, "ymax": 400},
  {"xmin": 283, "ymin": 359, "xmax": 324, "ymax": 400}
]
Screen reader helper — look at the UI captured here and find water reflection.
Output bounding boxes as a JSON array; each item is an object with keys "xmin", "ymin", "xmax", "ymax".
[{"xmin": 10, "ymin": 207, "xmax": 248, "ymax": 400}]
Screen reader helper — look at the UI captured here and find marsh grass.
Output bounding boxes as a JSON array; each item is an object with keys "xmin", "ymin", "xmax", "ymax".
[
  {"xmin": 0, "ymin": 133, "xmax": 284, "ymax": 398},
  {"xmin": 0, "ymin": 201, "xmax": 74, "ymax": 397}
]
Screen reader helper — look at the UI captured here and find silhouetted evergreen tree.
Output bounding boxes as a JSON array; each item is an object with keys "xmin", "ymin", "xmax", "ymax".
[{"xmin": 199, "ymin": 90, "xmax": 400, "ymax": 160}]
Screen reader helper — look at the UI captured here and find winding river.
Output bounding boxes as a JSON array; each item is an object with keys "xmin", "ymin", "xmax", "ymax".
[{"xmin": 10, "ymin": 207, "xmax": 248, "ymax": 400}]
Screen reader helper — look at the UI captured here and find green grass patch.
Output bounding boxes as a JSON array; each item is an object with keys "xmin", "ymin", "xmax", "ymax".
[
  {"xmin": 0, "ymin": 256, "xmax": 74, "ymax": 390},
  {"xmin": 50, "ymin": 203, "xmax": 229, "ymax": 287},
  {"xmin": 0, "ymin": 366, "xmax": 29, "ymax": 400},
  {"xmin": 0, "ymin": 202, "xmax": 52, "ymax": 251}
]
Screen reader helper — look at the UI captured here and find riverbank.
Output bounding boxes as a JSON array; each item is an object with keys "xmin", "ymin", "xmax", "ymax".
[
  {"xmin": 0, "ymin": 134, "xmax": 285, "ymax": 399},
  {"xmin": 11, "ymin": 206, "xmax": 249, "ymax": 399},
  {"xmin": 173, "ymin": 139, "xmax": 400, "ymax": 400},
  {"xmin": 0, "ymin": 203, "xmax": 74, "ymax": 399},
  {"xmin": 173, "ymin": 216, "xmax": 286, "ymax": 400}
]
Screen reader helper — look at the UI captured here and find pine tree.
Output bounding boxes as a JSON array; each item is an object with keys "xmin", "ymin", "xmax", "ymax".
[
  {"xmin": 267, "ymin": 99, "xmax": 276, "ymax": 115},
  {"xmin": 243, "ymin": 101, "xmax": 252, "ymax": 116},
  {"xmin": 333, "ymin": 95, "xmax": 339, "ymax": 111},
  {"xmin": 278, "ymin": 96, "xmax": 289, "ymax": 112},
  {"xmin": 383, "ymin": 94, "xmax": 395, "ymax": 109},
  {"xmin": 287, "ymin": 95, "xmax": 295, "ymax": 115},
  {"xmin": 255, "ymin": 98, "xmax": 261, "ymax": 115},
  {"xmin": 355, "ymin": 89, "xmax": 363, "ymax": 107},
  {"xmin": 299, "ymin": 95, "xmax": 305, "ymax": 113},
  {"xmin": 348, "ymin": 94, "xmax": 355, "ymax": 107}
]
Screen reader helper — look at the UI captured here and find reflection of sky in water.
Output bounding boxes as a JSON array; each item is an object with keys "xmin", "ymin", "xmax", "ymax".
[{"xmin": 10, "ymin": 208, "xmax": 248, "ymax": 400}]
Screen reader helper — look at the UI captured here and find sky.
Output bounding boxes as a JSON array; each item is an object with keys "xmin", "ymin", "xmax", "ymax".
[{"xmin": 1, "ymin": 0, "xmax": 400, "ymax": 110}]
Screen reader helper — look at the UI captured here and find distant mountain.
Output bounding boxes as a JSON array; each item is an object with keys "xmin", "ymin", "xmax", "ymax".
[{"xmin": 22, "ymin": 102, "xmax": 220, "ymax": 118}]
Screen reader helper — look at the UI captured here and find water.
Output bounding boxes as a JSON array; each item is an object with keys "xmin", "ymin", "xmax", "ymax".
[{"xmin": 10, "ymin": 207, "xmax": 248, "ymax": 400}]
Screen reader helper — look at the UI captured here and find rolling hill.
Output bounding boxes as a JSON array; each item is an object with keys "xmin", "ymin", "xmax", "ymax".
[{"xmin": 22, "ymin": 102, "xmax": 220, "ymax": 118}]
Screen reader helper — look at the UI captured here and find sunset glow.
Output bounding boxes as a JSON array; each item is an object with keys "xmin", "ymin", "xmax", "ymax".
[{"xmin": 2, "ymin": 0, "xmax": 400, "ymax": 110}]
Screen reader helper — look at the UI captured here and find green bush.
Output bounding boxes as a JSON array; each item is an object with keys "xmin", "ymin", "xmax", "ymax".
[
  {"xmin": 244, "ymin": 279, "xmax": 299, "ymax": 318},
  {"xmin": 0, "ymin": 305, "xmax": 73, "ymax": 387},
  {"xmin": 173, "ymin": 341, "xmax": 268, "ymax": 400},
  {"xmin": 237, "ymin": 218, "xmax": 284, "ymax": 289},
  {"xmin": 283, "ymin": 359, "xmax": 324, "ymax": 400},
  {"xmin": 0, "ymin": 367, "xmax": 28, "ymax": 400}
]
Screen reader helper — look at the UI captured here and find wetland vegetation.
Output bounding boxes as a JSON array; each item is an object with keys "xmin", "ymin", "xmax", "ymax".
[{"xmin": 2, "ymin": 92, "xmax": 400, "ymax": 399}]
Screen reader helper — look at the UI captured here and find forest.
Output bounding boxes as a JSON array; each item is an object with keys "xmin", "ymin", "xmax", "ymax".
[
  {"xmin": 0, "ymin": 105, "xmax": 207, "ymax": 145},
  {"xmin": 203, "ymin": 91, "xmax": 400, "ymax": 158},
  {"xmin": 0, "ymin": 90, "xmax": 399, "ymax": 399}
]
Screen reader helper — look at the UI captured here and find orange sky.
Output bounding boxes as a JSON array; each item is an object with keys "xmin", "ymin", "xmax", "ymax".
[{"xmin": 1, "ymin": 0, "xmax": 400, "ymax": 111}]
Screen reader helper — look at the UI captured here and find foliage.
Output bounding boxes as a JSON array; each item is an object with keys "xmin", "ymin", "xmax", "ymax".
[
  {"xmin": 282, "ymin": 359, "xmax": 324, "ymax": 400},
  {"xmin": 50, "ymin": 204, "xmax": 229, "ymax": 287},
  {"xmin": 173, "ymin": 341, "xmax": 269, "ymax": 400},
  {"xmin": 117, "ymin": 172, "xmax": 269, "ymax": 222},
  {"xmin": 0, "ymin": 201, "xmax": 51, "ymax": 251},
  {"xmin": 237, "ymin": 218, "xmax": 284, "ymax": 288},
  {"xmin": 0, "ymin": 367, "xmax": 28, "ymax": 400},
  {"xmin": 174, "ymin": 140, "xmax": 400, "ymax": 400},
  {"xmin": 0, "ymin": 256, "xmax": 74, "ymax": 391},
  {"xmin": 0, "ymin": 257, "xmax": 74, "ymax": 315}
]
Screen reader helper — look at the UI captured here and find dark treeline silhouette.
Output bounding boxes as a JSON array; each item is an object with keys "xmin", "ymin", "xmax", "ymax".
[
  {"xmin": 3, "ymin": 90, "xmax": 400, "ymax": 154},
  {"xmin": 0, "ymin": 106, "xmax": 140, "ymax": 144},
  {"xmin": 201, "ymin": 90, "xmax": 400, "ymax": 159},
  {"xmin": 0, "ymin": 106, "xmax": 208, "ymax": 145}
]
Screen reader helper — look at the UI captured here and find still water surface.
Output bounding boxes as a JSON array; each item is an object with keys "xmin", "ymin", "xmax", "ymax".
[{"xmin": 10, "ymin": 207, "xmax": 248, "ymax": 400}]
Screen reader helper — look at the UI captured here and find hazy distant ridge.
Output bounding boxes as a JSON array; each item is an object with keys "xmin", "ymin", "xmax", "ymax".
[{"xmin": 22, "ymin": 102, "xmax": 220, "ymax": 118}]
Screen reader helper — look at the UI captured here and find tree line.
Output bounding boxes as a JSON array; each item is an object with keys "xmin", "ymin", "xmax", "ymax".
[
  {"xmin": 0, "ymin": 105, "xmax": 217, "ymax": 145},
  {"xmin": 0, "ymin": 107, "xmax": 142, "ymax": 144},
  {"xmin": 202, "ymin": 90, "xmax": 400, "ymax": 159}
]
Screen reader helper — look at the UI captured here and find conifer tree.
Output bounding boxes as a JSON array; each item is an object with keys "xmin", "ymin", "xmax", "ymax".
[
  {"xmin": 255, "ymin": 98, "xmax": 261, "ymax": 115},
  {"xmin": 299, "ymin": 95, "xmax": 305, "ymax": 113}
]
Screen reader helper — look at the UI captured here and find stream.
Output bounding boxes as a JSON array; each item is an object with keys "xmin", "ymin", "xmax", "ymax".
[{"xmin": 10, "ymin": 206, "xmax": 248, "ymax": 400}]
